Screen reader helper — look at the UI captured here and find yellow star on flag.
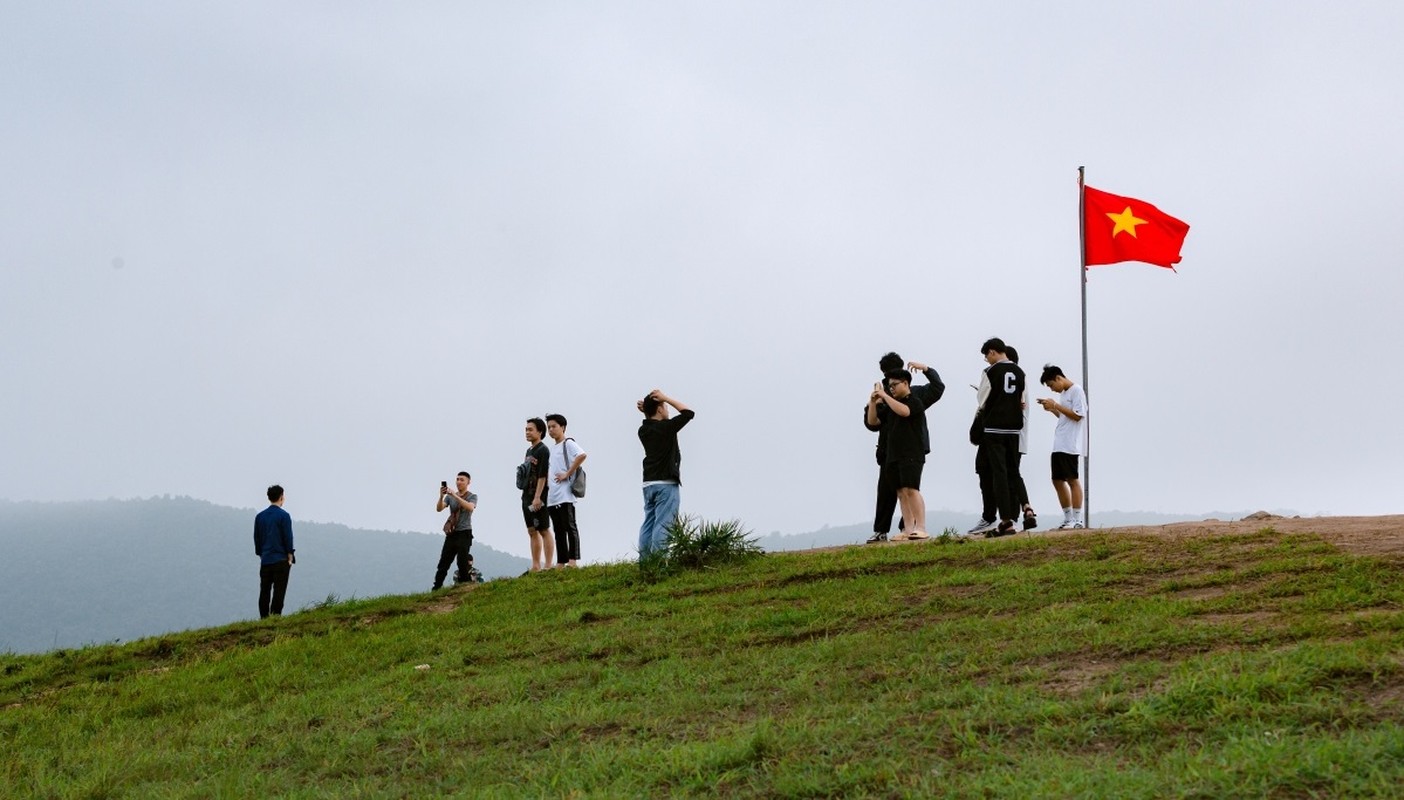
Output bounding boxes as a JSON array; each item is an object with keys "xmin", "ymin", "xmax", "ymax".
[{"xmin": 1106, "ymin": 206, "xmax": 1148, "ymax": 238}]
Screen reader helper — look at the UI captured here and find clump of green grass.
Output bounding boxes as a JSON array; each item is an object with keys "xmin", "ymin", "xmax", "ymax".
[{"xmin": 639, "ymin": 514, "xmax": 764, "ymax": 580}]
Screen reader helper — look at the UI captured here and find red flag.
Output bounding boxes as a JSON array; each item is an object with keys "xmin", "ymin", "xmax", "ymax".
[{"xmin": 1083, "ymin": 186, "xmax": 1190, "ymax": 269}]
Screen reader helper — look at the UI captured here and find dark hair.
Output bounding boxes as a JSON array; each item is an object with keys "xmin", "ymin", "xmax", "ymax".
[
  {"xmin": 641, "ymin": 395, "xmax": 661, "ymax": 417},
  {"xmin": 267, "ymin": 485, "xmax": 284, "ymax": 503},
  {"xmin": 545, "ymin": 413, "xmax": 567, "ymax": 430},
  {"xmin": 980, "ymin": 337, "xmax": 1006, "ymax": 356},
  {"xmin": 526, "ymin": 417, "xmax": 546, "ymax": 436},
  {"xmin": 457, "ymin": 471, "xmax": 471, "ymax": 480},
  {"xmin": 1040, "ymin": 365, "xmax": 1066, "ymax": 385},
  {"xmin": 1005, "ymin": 345, "xmax": 1019, "ymax": 364},
  {"xmin": 878, "ymin": 352, "xmax": 904, "ymax": 373},
  {"xmin": 884, "ymin": 368, "xmax": 912, "ymax": 385}
]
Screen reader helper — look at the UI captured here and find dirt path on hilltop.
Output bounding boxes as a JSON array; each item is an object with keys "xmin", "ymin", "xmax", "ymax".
[
  {"xmin": 1078, "ymin": 513, "xmax": 1404, "ymax": 559},
  {"xmin": 809, "ymin": 514, "xmax": 1404, "ymax": 560}
]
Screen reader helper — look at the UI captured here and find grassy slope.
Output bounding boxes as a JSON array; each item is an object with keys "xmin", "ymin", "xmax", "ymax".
[{"xmin": 3, "ymin": 527, "xmax": 1402, "ymax": 799}]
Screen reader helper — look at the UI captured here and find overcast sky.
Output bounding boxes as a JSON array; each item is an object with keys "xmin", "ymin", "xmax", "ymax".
[{"xmin": 4, "ymin": 2, "xmax": 1402, "ymax": 563}]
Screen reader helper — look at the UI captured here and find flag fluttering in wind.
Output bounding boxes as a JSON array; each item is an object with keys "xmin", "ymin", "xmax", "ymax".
[{"xmin": 1083, "ymin": 186, "xmax": 1190, "ymax": 269}]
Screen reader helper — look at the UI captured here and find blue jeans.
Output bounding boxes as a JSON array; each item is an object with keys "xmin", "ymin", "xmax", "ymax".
[{"xmin": 639, "ymin": 483, "xmax": 680, "ymax": 557}]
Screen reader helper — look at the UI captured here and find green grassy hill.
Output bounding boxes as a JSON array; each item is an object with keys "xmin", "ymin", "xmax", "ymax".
[{"xmin": 4, "ymin": 526, "xmax": 1402, "ymax": 798}]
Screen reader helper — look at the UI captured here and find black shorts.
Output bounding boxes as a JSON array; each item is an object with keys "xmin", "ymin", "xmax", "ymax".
[
  {"xmin": 891, "ymin": 458, "xmax": 924, "ymax": 490},
  {"xmin": 1051, "ymin": 452, "xmax": 1080, "ymax": 482},
  {"xmin": 521, "ymin": 500, "xmax": 550, "ymax": 531}
]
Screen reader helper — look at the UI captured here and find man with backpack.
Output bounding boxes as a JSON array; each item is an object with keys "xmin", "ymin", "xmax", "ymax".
[{"xmin": 545, "ymin": 413, "xmax": 587, "ymax": 568}]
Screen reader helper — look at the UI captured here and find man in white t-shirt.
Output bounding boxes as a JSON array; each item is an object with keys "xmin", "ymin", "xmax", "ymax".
[
  {"xmin": 1037, "ymin": 365, "xmax": 1088, "ymax": 530},
  {"xmin": 545, "ymin": 413, "xmax": 587, "ymax": 567}
]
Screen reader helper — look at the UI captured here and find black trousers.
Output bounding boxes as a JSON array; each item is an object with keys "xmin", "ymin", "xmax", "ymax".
[
  {"xmin": 259, "ymin": 562, "xmax": 291, "ymax": 618},
  {"xmin": 978, "ymin": 433, "xmax": 1022, "ymax": 522},
  {"xmin": 1013, "ymin": 452, "xmax": 1029, "ymax": 510},
  {"xmin": 873, "ymin": 462, "xmax": 907, "ymax": 534},
  {"xmin": 548, "ymin": 503, "xmax": 580, "ymax": 563},
  {"xmin": 977, "ymin": 448, "xmax": 1030, "ymax": 521},
  {"xmin": 433, "ymin": 530, "xmax": 474, "ymax": 588}
]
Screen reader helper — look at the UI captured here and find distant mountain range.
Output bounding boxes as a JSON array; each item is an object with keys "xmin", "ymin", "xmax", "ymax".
[
  {"xmin": 0, "ymin": 497, "xmax": 530, "ymax": 654},
  {"xmin": 752, "ymin": 508, "xmax": 1289, "ymax": 552}
]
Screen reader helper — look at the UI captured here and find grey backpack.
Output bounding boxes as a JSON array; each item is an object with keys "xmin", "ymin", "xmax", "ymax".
[{"xmin": 565, "ymin": 438, "xmax": 587, "ymax": 499}]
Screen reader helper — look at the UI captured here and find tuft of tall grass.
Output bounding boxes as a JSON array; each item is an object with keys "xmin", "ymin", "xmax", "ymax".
[{"xmin": 639, "ymin": 515, "xmax": 764, "ymax": 580}]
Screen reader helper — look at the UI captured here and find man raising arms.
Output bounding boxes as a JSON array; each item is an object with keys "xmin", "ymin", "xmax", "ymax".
[
  {"xmin": 865, "ymin": 352, "xmax": 945, "ymax": 544},
  {"xmin": 637, "ymin": 389, "xmax": 694, "ymax": 560},
  {"xmin": 868, "ymin": 370, "xmax": 929, "ymax": 540}
]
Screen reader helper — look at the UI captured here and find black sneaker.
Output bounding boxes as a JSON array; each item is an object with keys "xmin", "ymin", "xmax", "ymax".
[
  {"xmin": 1023, "ymin": 513, "xmax": 1037, "ymax": 531},
  {"xmin": 987, "ymin": 520, "xmax": 1017, "ymax": 538},
  {"xmin": 865, "ymin": 532, "xmax": 888, "ymax": 544}
]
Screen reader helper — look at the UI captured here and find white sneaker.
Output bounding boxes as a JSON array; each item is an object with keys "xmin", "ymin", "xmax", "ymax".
[
  {"xmin": 1056, "ymin": 521, "xmax": 1085, "ymax": 530},
  {"xmin": 967, "ymin": 519, "xmax": 998, "ymax": 535}
]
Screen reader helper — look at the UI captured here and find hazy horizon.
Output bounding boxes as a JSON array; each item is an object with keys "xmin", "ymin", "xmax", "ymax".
[{"xmin": 5, "ymin": 3, "xmax": 1401, "ymax": 564}]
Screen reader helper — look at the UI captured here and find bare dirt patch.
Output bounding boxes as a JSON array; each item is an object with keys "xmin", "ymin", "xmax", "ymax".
[
  {"xmin": 1192, "ymin": 610, "xmax": 1280, "ymax": 626},
  {"xmin": 1040, "ymin": 514, "xmax": 1404, "ymax": 559},
  {"xmin": 1168, "ymin": 585, "xmax": 1233, "ymax": 600},
  {"xmin": 423, "ymin": 598, "xmax": 460, "ymax": 615},
  {"xmin": 1037, "ymin": 656, "xmax": 1125, "ymax": 696},
  {"xmin": 794, "ymin": 514, "xmax": 1404, "ymax": 560}
]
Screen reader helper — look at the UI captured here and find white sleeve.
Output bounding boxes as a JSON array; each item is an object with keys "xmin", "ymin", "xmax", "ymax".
[{"xmin": 1069, "ymin": 386, "xmax": 1088, "ymax": 417}]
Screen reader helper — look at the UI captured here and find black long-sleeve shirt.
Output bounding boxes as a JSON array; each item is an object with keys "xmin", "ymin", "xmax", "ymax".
[{"xmin": 639, "ymin": 409, "xmax": 695, "ymax": 483}]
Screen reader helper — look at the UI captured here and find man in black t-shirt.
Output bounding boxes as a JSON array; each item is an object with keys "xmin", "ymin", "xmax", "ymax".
[
  {"xmin": 865, "ymin": 352, "xmax": 945, "ymax": 544},
  {"xmin": 521, "ymin": 417, "xmax": 553, "ymax": 571},
  {"xmin": 637, "ymin": 389, "xmax": 695, "ymax": 559},
  {"xmin": 867, "ymin": 369, "xmax": 929, "ymax": 540}
]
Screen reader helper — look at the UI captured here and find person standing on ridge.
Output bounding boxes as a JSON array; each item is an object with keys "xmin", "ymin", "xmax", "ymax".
[
  {"xmin": 433, "ymin": 471, "xmax": 477, "ymax": 589},
  {"xmin": 972, "ymin": 338, "xmax": 1025, "ymax": 538},
  {"xmin": 253, "ymin": 484, "xmax": 295, "ymax": 618},
  {"xmin": 637, "ymin": 389, "xmax": 694, "ymax": 560},
  {"xmin": 521, "ymin": 418, "xmax": 553, "ymax": 571},
  {"xmin": 865, "ymin": 352, "xmax": 945, "ymax": 544},
  {"xmin": 545, "ymin": 413, "xmax": 587, "ymax": 568},
  {"xmin": 868, "ymin": 369, "xmax": 930, "ymax": 540},
  {"xmin": 1038, "ymin": 364, "xmax": 1088, "ymax": 530}
]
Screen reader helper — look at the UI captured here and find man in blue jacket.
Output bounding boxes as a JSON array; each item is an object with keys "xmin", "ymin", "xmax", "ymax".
[{"xmin": 254, "ymin": 485, "xmax": 296, "ymax": 618}]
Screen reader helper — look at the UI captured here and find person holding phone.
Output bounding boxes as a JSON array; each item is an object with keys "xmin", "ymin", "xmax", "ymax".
[
  {"xmin": 433, "ymin": 471, "xmax": 477, "ymax": 589},
  {"xmin": 1037, "ymin": 364, "xmax": 1088, "ymax": 530},
  {"xmin": 864, "ymin": 352, "xmax": 944, "ymax": 544},
  {"xmin": 867, "ymin": 370, "xmax": 929, "ymax": 540}
]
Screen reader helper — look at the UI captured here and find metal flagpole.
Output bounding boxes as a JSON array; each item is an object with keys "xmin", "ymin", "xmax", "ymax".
[{"xmin": 1078, "ymin": 166, "xmax": 1091, "ymax": 528}]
